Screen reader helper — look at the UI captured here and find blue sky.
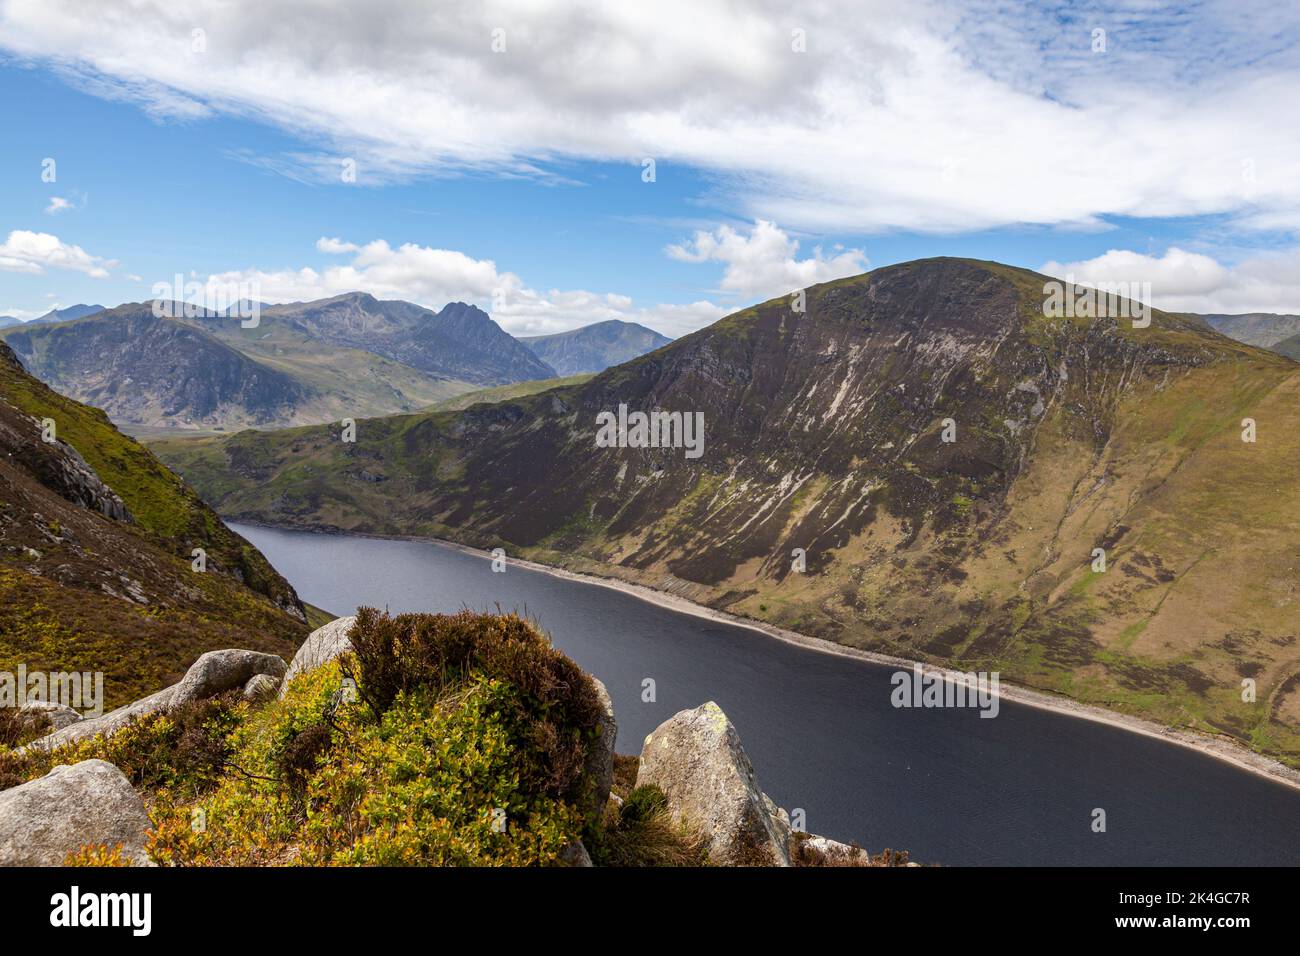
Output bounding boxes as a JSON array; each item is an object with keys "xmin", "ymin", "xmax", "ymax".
[{"xmin": 2, "ymin": 1, "xmax": 1299, "ymax": 334}]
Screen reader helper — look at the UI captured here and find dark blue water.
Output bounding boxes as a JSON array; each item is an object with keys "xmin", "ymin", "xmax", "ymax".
[{"xmin": 233, "ymin": 522, "xmax": 1300, "ymax": 866}]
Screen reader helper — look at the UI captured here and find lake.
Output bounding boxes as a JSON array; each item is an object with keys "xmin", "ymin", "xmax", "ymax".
[{"xmin": 233, "ymin": 522, "xmax": 1300, "ymax": 866}]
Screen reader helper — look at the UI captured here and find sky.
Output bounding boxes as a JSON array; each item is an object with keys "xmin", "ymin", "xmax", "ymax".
[{"xmin": 2, "ymin": 0, "xmax": 1300, "ymax": 336}]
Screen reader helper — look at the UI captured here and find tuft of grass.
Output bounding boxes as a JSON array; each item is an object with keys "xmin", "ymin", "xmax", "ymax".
[{"xmin": 593, "ymin": 784, "xmax": 710, "ymax": 867}]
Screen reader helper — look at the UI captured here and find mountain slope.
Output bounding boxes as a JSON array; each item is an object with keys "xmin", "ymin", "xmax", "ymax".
[
  {"xmin": 3, "ymin": 305, "xmax": 308, "ymax": 430},
  {"xmin": 1, "ymin": 302, "xmax": 479, "ymax": 433},
  {"xmin": 520, "ymin": 320, "xmax": 671, "ymax": 375},
  {"xmin": 1191, "ymin": 312, "xmax": 1300, "ymax": 350},
  {"xmin": 0, "ymin": 340, "xmax": 308, "ymax": 707},
  {"xmin": 152, "ymin": 258, "xmax": 1300, "ymax": 767},
  {"xmin": 425, "ymin": 373, "xmax": 595, "ymax": 412},
  {"xmin": 1269, "ymin": 333, "xmax": 1300, "ymax": 362}
]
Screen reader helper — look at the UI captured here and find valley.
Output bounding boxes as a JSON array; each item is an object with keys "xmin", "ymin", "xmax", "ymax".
[{"xmin": 150, "ymin": 258, "xmax": 1300, "ymax": 771}]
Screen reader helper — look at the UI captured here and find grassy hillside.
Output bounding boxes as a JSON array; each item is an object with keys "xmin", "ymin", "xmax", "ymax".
[
  {"xmin": 424, "ymin": 373, "xmax": 594, "ymax": 412},
  {"xmin": 152, "ymin": 258, "xmax": 1300, "ymax": 769},
  {"xmin": 1, "ymin": 341, "xmax": 308, "ymax": 705}
]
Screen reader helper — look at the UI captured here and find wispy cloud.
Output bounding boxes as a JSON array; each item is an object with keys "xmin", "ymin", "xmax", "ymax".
[{"xmin": 2, "ymin": 1, "xmax": 1297, "ymax": 233}]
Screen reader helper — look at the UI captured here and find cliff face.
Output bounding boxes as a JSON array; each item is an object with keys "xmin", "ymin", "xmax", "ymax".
[{"xmin": 154, "ymin": 258, "xmax": 1300, "ymax": 767}]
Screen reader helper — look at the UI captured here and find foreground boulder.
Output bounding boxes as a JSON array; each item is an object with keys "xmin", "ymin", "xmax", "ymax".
[
  {"xmin": 637, "ymin": 701, "xmax": 791, "ymax": 866},
  {"xmin": 280, "ymin": 615, "xmax": 357, "ymax": 697},
  {"xmin": 0, "ymin": 760, "xmax": 153, "ymax": 866},
  {"xmin": 29, "ymin": 649, "xmax": 288, "ymax": 750},
  {"xmin": 175, "ymin": 649, "xmax": 286, "ymax": 701}
]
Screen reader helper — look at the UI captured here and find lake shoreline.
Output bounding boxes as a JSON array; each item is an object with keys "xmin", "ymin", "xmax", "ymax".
[{"xmin": 233, "ymin": 519, "xmax": 1300, "ymax": 795}]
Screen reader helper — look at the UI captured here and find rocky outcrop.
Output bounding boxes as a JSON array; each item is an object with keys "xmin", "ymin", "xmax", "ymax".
[
  {"xmin": 0, "ymin": 760, "xmax": 153, "ymax": 866},
  {"xmin": 174, "ymin": 649, "xmax": 286, "ymax": 701},
  {"xmin": 279, "ymin": 615, "xmax": 356, "ymax": 697},
  {"xmin": 0, "ymin": 402, "xmax": 131, "ymax": 522},
  {"xmin": 582, "ymin": 676, "xmax": 617, "ymax": 821},
  {"xmin": 636, "ymin": 701, "xmax": 791, "ymax": 866},
  {"xmin": 557, "ymin": 840, "xmax": 593, "ymax": 867},
  {"xmin": 28, "ymin": 648, "xmax": 288, "ymax": 750},
  {"xmin": 796, "ymin": 835, "xmax": 871, "ymax": 865}
]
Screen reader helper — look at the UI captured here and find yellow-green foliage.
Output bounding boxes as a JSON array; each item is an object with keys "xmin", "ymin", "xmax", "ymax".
[
  {"xmin": 64, "ymin": 844, "xmax": 131, "ymax": 867},
  {"xmin": 147, "ymin": 660, "xmax": 583, "ymax": 866},
  {"xmin": 1, "ymin": 611, "xmax": 606, "ymax": 867},
  {"xmin": 1, "ymin": 695, "xmax": 245, "ymax": 796}
]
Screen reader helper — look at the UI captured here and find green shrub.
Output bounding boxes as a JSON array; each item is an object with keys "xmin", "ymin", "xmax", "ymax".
[{"xmin": 341, "ymin": 607, "xmax": 605, "ymax": 807}]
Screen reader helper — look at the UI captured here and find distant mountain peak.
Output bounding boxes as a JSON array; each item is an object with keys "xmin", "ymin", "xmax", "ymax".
[
  {"xmin": 521, "ymin": 318, "xmax": 672, "ymax": 375},
  {"xmin": 31, "ymin": 303, "xmax": 107, "ymax": 325}
]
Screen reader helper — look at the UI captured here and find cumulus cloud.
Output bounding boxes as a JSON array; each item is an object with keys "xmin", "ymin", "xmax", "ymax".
[
  {"xmin": 0, "ymin": 230, "xmax": 115, "ymax": 278},
  {"xmin": 3, "ymin": 0, "xmax": 1299, "ymax": 232},
  {"xmin": 201, "ymin": 235, "xmax": 725, "ymax": 337},
  {"xmin": 667, "ymin": 220, "xmax": 866, "ymax": 300},
  {"xmin": 1040, "ymin": 247, "xmax": 1300, "ymax": 314}
]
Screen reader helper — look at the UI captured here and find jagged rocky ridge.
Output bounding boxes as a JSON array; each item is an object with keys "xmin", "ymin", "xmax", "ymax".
[{"xmin": 2, "ymin": 304, "xmax": 307, "ymax": 429}]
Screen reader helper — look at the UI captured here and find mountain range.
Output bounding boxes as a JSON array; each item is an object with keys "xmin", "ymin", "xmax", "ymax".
[
  {"xmin": 151, "ymin": 257, "xmax": 1300, "ymax": 770},
  {"xmin": 0, "ymin": 296, "xmax": 676, "ymax": 434}
]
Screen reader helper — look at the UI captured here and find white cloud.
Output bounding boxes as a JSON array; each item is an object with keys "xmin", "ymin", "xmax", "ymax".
[
  {"xmin": 667, "ymin": 220, "xmax": 866, "ymax": 300},
  {"xmin": 3, "ymin": 1, "xmax": 1299, "ymax": 233},
  {"xmin": 1040, "ymin": 247, "xmax": 1300, "ymax": 314},
  {"xmin": 0, "ymin": 230, "xmax": 115, "ymax": 278},
  {"xmin": 202, "ymin": 235, "xmax": 724, "ymax": 337},
  {"xmin": 45, "ymin": 196, "xmax": 73, "ymax": 215},
  {"xmin": 0, "ymin": 304, "xmax": 48, "ymax": 322}
]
